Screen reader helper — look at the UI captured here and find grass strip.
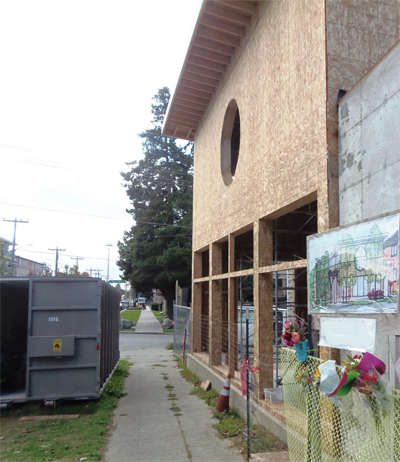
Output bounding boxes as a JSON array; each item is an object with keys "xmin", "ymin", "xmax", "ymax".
[
  {"xmin": 0, "ymin": 359, "xmax": 132, "ymax": 462},
  {"xmin": 121, "ymin": 310, "xmax": 142, "ymax": 323},
  {"xmin": 175, "ymin": 358, "xmax": 287, "ymax": 455}
]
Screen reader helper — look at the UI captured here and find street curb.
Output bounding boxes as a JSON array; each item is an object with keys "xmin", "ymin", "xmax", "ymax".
[{"xmin": 119, "ymin": 331, "xmax": 168, "ymax": 335}]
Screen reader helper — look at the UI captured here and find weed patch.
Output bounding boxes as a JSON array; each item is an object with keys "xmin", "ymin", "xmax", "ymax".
[
  {"xmin": 152, "ymin": 364, "xmax": 167, "ymax": 367},
  {"xmin": 0, "ymin": 360, "xmax": 132, "ymax": 462},
  {"xmin": 214, "ymin": 410, "xmax": 244, "ymax": 438},
  {"xmin": 165, "ymin": 342, "xmax": 174, "ymax": 350},
  {"xmin": 170, "ymin": 406, "xmax": 181, "ymax": 412},
  {"xmin": 192, "ymin": 387, "xmax": 219, "ymax": 407}
]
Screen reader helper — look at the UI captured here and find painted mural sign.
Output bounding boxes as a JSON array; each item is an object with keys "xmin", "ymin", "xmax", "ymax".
[{"xmin": 308, "ymin": 214, "xmax": 399, "ymax": 313}]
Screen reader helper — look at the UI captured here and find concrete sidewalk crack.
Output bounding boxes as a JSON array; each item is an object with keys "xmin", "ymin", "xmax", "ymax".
[{"xmin": 164, "ymin": 377, "xmax": 192, "ymax": 461}]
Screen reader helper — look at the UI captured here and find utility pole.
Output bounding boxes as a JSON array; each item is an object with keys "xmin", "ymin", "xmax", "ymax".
[
  {"xmin": 70, "ymin": 256, "xmax": 84, "ymax": 272},
  {"xmin": 86, "ymin": 268, "xmax": 102, "ymax": 278},
  {"xmin": 94, "ymin": 269, "xmax": 102, "ymax": 278},
  {"xmin": 3, "ymin": 218, "xmax": 29, "ymax": 276},
  {"xmin": 49, "ymin": 247, "xmax": 66, "ymax": 276},
  {"xmin": 105, "ymin": 243, "xmax": 113, "ymax": 281}
]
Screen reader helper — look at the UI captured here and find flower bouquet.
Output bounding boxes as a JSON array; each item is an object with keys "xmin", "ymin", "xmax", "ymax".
[
  {"xmin": 282, "ymin": 316, "xmax": 308, "ymax": 361},
  {"xmin": 325, "ymin": 352, "xmax": 391, "ymax": 432}
]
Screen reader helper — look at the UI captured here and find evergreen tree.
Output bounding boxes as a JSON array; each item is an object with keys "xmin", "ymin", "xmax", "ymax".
[
  {"xmin": 117, "ymin": 87, "xmax": 193, "ymax": 318},
  {"xmin": 0, "ymin": 240, "xmax": 13, "ymax": 276}
]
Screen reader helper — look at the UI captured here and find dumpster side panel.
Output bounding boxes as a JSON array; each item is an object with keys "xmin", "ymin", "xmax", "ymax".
[
  {"xmin": 27, "ymin": 278, "xmax": 102, "ymax": 401},
  {"xmin": 100, "ymin": 282, "xmax": 120, "ymax": 390}
]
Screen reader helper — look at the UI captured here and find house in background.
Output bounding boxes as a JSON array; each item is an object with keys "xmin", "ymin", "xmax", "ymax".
[
  {"xmin": 15, "ymin": 256, "xmax": 45, "ymax": 277},
  {"xmin": 384, "ymin": 231, "xmax": 398, "ymax": 295},
  {"xmin": 163, "ymin": 0, "xmax": 400, "ymax": 439}
]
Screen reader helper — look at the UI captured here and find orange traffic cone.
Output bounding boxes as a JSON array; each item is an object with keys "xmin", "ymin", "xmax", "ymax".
[{"xmin": 216, "ymin": 373, "xmax": 231, "ymax": 413}]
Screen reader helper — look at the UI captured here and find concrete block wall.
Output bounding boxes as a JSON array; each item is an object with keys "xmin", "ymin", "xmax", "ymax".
[
  {"xmin": 339, "ymin": 42, "xmax": 400, "ymax": 224},
  {"xmin": 334, "ymin": 41, "xmax": 400, "ymax": 386}
]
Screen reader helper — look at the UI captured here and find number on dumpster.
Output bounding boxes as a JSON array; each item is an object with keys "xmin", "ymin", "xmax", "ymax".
[{"xmin": 48, "ymin": 316, "xmax": 59, "ymax": 322}]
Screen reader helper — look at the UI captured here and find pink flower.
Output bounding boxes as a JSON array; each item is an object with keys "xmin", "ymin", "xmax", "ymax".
[
  {"xmin": 286, "ymin": 340, "xmax": 294, "ymax": 347},
  {"xmin": 284, "ymin": 321, "xmax": 293, "ymax": 331},
  {"xmin": 291, "ymin": 332, "xmax": 301, "ymax": 344}
]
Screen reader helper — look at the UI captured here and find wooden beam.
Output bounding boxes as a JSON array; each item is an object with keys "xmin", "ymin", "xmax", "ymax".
[
  {"xmin": 218, "ymin": 0, "xmax": 259, "ymax": 15},
  {"xmin": 170, "ymin": 111, "xmax": 201, "ymax": 123},
  {"xmin": 191, "ymin": 45, "xmax": 231, "ymax": 65},
  {"xmin": 170, "ymin": 111, "xmax": 201, "ymax": 124},
  {"xmin": 168, "ymin": 118, "xmax": 198, "ymax": 131},
  {"xmin": 183, "ymin": 71, "xmax": 219, "ymax": 88},
  {"xmin": 174, "ymin": 104, "xmax": 204, "ymax": 118},
  {"xmin": 180, "ymin": 82, "xmax": 215, "ymax": 98},
  {"xmin": 175, "ymin": 97, "xmax": 207, "ymax": 112},
  {"xmin": 188, "ymin": 55, "xmax": 227, "ymax": 74},
  {"xmin": 176, "ymin": 90, "xmax": 211, "ymax": 106},
  {"xmin": 197, "ymin": 24, "xmax": 241, "ymax": 47},
  {"xmin": 194, "ymin": 36, "xmax": 235, "ymax": 56},
  {"xmin": 201, "ymin": 13, "xmax": 247, "ymax": 38},
  {"xmin": 207, "ymin": 1, "xmax": 252, "ymax": 26},
  {"xmin": 185, "ymin": 63, "xmax": 223, "ymax": 81}
]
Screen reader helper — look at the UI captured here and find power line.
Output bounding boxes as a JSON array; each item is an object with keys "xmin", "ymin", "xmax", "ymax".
[
  {"xmin": 1, "ymin": 203, "xmax": 129, "ymax": 221},
  {"xmin": 71, "ymin": 256, "xmax": 84, "ymax": 271},
  {"xmin": 48, "ymin": 247, "xmax": 66, "ymax": 276},
  {"xmin": 1, "ymin": 202, "xmax": 191, "ymax": 228}
]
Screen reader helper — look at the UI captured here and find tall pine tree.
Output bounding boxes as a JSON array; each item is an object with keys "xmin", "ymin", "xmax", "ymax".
[{"xmin": 117, "ymin": 87, "xmax": 193, "ymax": 318}]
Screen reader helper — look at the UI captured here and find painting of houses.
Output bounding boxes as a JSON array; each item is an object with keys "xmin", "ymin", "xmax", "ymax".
[{"xmin": 309, "ymin": 214, "xmax": 399, "ymax": 313}]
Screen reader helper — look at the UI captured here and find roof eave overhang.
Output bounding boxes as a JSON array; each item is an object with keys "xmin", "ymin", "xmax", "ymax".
[{"xmin": 162, "ymin": 0, "xmax": 260, "ymax": 141}]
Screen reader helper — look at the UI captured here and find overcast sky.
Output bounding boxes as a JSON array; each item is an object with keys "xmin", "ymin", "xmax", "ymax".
[{"xmin": 0, "ymin": 0, "xmax": 202, "ymax": 282}]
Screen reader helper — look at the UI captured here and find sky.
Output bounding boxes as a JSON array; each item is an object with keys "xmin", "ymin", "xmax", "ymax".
[{"xmin": 0, "ymin": 0, "xmax": 203, "ymax": 282}]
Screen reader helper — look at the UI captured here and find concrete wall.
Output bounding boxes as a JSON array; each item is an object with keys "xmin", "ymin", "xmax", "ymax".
[
  {"xmin": 326, "ymin": 0, "xmax": 400, "ymax": 228},
  {"xmin": 339, "ymin": 42, "xmax": 400, "ymax": 225},
  {"xmin": 335, "ymin": 41, "xmax": 400, "ymax": 386}
]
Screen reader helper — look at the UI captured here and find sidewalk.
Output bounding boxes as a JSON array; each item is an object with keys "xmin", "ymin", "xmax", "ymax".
[
  {"xmin": 104, "ymin": 345, "xmax": 243, "ymax": 462},
  {"xmin": 134, "ymin": 308, "xmax": 163, "ymax": 334}
]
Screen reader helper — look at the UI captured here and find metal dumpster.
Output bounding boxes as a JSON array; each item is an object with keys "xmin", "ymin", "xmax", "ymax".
[{"xmin": 0, "ymin": 277, "xmax": 120, "ymax": 404}]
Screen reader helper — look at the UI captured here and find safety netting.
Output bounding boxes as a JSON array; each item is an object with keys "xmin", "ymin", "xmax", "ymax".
[{"xmin": 281, "ymin": 348, "xmax": 400, "ymax": 462}]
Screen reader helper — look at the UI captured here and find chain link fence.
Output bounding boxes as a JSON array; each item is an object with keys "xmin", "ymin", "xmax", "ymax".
[
  {"xmin": 184, "ymin": 311, "xmax": 400, "ymax": 460},
  {"xmin": 281, "ymin": 348, "xmax": 400, "ymax": 462}
]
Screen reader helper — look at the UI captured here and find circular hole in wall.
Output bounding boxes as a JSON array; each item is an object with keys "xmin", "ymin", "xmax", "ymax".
[{"xmin": 221, "ymin": 99, "xmax": 241, "ymax": 186}]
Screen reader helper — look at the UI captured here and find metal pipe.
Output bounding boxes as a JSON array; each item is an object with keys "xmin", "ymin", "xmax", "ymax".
[
  {"xmin": 246, "ymin": 318, "xmax": 250, "ymax": 461},
  {"xmin": 274, "ymin": 222, "xmax": 279, "ymax": 388}
]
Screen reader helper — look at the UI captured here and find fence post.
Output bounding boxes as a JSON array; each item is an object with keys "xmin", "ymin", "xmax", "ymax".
[{"xmin": 246, "ymin": 318, "xmax": 251, "ymax": 461}]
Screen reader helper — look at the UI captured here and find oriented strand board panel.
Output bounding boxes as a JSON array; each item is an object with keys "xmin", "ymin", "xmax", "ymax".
[{"xmin": 193, "ymin": 0, "xmax": 327, "ymax": 251}]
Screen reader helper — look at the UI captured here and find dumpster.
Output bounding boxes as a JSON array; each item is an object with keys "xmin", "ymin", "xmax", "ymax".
[{"xmin": 0, "ymin": 277, "xmax": 120, "ymax": 405}]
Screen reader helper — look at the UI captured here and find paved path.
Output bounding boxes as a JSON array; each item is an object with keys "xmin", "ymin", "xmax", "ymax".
[
  {"xmin": 134, "ymin": 308, "xmax": 163, "ymax": 334},
  {"xmin": 104, "ymin": 342, "xmax": 243, "ymax": 462}
]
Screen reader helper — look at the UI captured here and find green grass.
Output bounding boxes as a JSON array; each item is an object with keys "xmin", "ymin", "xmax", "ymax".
[
  {"xmin": 153, "ymin": 311, "xmax": 166, "ymax": 323},
  {"xmin": 0, "ymin": 359, "xmax": 132, "ymax": 462},
  {"xmin": 175, "ymin": 358, "xmax": 287, "ymax": 455},
  {"xmin": 121, "ymin": 310, "xmax": 142, "ymax": 323}
]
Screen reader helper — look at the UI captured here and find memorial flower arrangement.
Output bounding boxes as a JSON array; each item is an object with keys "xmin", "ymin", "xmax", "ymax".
[
  {"xmin": 282, "ymin": 317, "xmax": 307, "ymax": 347},
  {"xmin": 282, "ymin": 316, "xmax": 309, "ymax": 361},
  {"xmin": 313, "ymin": 352, "xmax": 391, "ymax": 433}
]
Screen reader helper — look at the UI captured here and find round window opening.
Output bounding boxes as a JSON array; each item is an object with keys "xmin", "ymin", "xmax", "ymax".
[{"xmin": 221, "ymin": 99, "xmax": 241, "ymax": 186}]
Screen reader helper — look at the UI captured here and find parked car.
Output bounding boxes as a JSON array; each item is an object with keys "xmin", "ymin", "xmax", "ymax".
[{"xmin": 137, "ymin": 297, "xmax": 146, "ymax": 308}]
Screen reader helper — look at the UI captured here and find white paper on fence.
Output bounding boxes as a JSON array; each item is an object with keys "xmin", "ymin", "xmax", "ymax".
[
  {"xmin": 318, "ymin": 360, "xmax": 340, "ymax": 396},
  {"xmin": 319, "ymin": 317, "xmax": 376, "ymax": 352},
  {"xmin": 396, "ymin": 358, "xmax": 400, "ymax": 382}
]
